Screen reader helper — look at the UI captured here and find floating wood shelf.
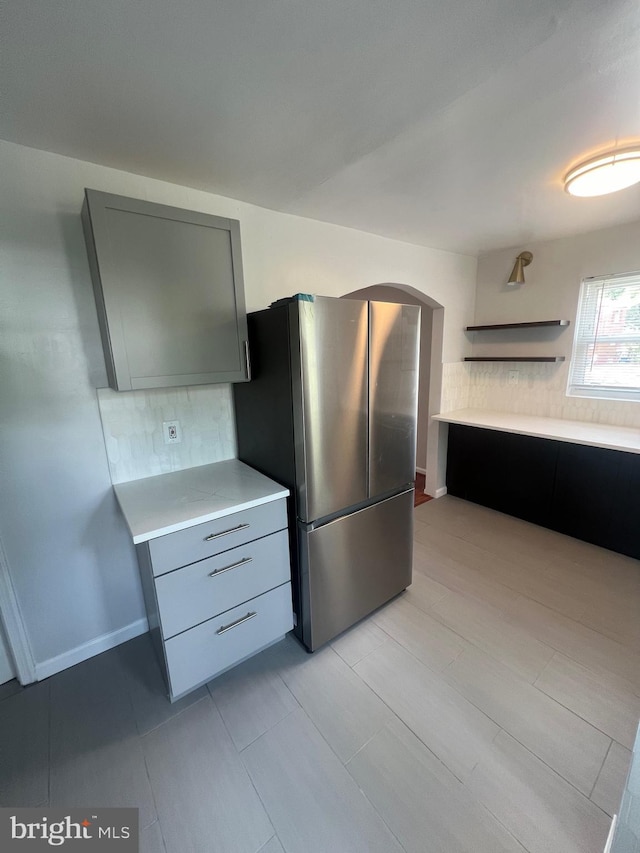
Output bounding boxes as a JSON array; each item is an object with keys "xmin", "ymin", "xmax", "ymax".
[
  {"xmin": 464, "ymin": 356, "xmax": 566, "ymax": 363},
  {"xmin": 466, "ymin": 320, "xmax": 570, "ymax": 331}
]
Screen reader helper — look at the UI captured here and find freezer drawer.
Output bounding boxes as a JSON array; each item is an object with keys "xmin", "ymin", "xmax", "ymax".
[{"xmin": 299, "ymin": 489, "xmax": 413, "ymax": 650}]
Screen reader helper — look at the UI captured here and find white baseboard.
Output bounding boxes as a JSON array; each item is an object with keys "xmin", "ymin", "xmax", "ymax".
[
  {"xmin": 35, "ymin": 617, "xmax": 149, "ymax": 681},
  {"xmin": 415, "ymin": 467, "xmax": 427, "ymax": 475},
  {"xmin": 434, "ymin": 487, "xmax": 448, "ymax": 499},
  {"xmin": 0, "ymin": 535, "xmax": 37, "ymax": 684}
]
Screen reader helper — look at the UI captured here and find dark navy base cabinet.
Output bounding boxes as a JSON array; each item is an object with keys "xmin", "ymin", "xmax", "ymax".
[{"xmin": 446, "ymin": 424, "xmax": 640, "ymax": 560}]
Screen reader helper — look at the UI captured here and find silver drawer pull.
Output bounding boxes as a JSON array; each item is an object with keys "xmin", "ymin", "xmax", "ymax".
[
  {"xmin": 216, "ymin": 611, "xmax": 257, "ymax": 635},
  {"xmin": 204, "ymin": 523, "xmax": 250, "ymax": 542},
  {"xmin": 208, "ymin": 557, "xmax": 253, "ymax": 577}
]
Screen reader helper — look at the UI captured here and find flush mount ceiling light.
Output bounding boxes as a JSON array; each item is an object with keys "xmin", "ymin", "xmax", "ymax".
[
  {"xmin": 564, "ymin": 147, "xmax": 640, "ymax": 197},
  {"xmin": 507, "ymin": 251, "xmax": 533, "ymax": 286}
]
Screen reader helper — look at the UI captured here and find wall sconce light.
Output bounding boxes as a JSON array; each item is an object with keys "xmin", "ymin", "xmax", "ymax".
[{"xmin": 508, "ymin": 251, "xmax": 533, "ymax": 285}]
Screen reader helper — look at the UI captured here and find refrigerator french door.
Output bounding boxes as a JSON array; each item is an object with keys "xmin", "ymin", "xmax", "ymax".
[{"xmin": 234, "ymin": 294, "xmax": 420, "ymax": 650}]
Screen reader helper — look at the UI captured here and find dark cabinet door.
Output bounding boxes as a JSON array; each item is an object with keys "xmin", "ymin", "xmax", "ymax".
[
  {"xmin": 445, "ymin": 423, "xmax": 473, "ymax": 500},
  {"xmin": 608, "ymin": 451, "xmax": 640, "ymax": 560},
  {"xmin": 446, "ymin": 425, "xmax": 556, "ymax": 525},
  {"xmin": 446, "ymin": 423, "xmax": 503, "ymax": 509},
  {"xmin": 549, "ymin": 443, "xmax": 621, "ymax": 548},
  {"xmin": 499, "ymin": 432, "xmax": 557, "ymax": 527}
]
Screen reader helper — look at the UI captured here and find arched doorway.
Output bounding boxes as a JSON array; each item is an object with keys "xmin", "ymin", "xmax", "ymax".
[{"xmin": 341, "ymin": 284, "xmax": 444, "ymax": 501}]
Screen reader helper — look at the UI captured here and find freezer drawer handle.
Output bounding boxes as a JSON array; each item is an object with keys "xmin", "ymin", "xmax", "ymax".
[
  {"xmin": 216, "ymin": 611, "xmax": 257, "ymax": 635},
  {"xmin": 208, "ymin": 556, "xmax": 253, "ymax": 577},
  {"xmin": 204, "ymin": 523, "xmax": 250, "ymax": 541}
]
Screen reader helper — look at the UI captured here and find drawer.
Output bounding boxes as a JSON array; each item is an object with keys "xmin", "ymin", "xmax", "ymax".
[
  {"xmin": 156, "ymin": 530, "xmax": 291, "ymax": 639},
  {"xmin": 148, "ymin": 498, "xmax": 287, "ymax": 576},
  {"xmin": 164, "ymin": 582, "xmax": 293, "ymax": 699}
]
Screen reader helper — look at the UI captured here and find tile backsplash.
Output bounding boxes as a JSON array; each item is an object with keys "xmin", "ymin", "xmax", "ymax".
[
  {"xmin": 97, "ymin": 384, "xmax": 236, "ymax": 484},
  {"xmin": 440, "ymin": 361, "xmax": 640, "ymax": 428},
  {"xmin": 440, "ymin": 362, "xmax": 470, "ymax": 414}
]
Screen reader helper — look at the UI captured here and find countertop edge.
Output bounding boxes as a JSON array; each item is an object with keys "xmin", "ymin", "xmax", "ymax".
[
  {"xmin": 126, "ymin": 489, "xmax": 289, "ymax": 544},
  {"xmin": 432, "ymin": 409, "xmax": 640, "ymax": 455}
]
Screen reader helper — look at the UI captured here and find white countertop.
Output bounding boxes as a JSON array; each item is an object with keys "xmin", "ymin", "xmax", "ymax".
[
  {"xmin": 114, "ymin": 459, "xmax": 290, "ymax": 543},
  {"xmin": 432, "ymin": 409, "xmax": 640, "ymax": 455}
]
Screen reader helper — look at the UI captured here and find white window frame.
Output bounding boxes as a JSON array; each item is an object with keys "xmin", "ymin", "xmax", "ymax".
[{"xmin": 567, "ymin": 271, "xmax": 640, "ymax": 402}]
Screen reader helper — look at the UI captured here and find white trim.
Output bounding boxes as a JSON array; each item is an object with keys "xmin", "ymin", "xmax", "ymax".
[
  {"xmin": 0, "ymin": 535, "xmax": 37, "ymax": 684},
  {"xmin": 35, "ymin": 617, "xmax": 148, "ymax": 681},
  {"xmin": 415, "ymin": 466, "xmax": 427, "ymax": 475},
  {"xmin": 434, "ymin": 486, "xmax": 448, "ymax": 499},
  {"xmin": 604, "ymin": 814, "xmax": 617, "ymax": 853}
]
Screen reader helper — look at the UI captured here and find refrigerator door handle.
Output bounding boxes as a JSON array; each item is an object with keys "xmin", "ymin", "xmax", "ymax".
[{"xmin": 243, "ymin": 340, "xmax": 252, "ymax": 380}]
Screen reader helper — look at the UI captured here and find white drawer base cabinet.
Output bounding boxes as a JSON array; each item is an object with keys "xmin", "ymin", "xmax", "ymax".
[{"xmin": 135, "ymin": 494, "xmax": 293, "ymax": 701}]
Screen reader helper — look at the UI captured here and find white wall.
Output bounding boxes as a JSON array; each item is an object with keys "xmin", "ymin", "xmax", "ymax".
[
  {"xmin": 466, "ymin": 219, "xmax": 640, "ymax": 427},
  {"xmin": 0, "ymin": 140, "xmax": 476, "ymax": 678}
]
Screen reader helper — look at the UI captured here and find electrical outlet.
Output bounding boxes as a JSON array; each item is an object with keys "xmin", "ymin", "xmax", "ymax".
[
  {"xmin": 163, "ymin": 420, "xmax": 182, "ymax": 444},
  {"xmin": 508, "ymin": 370, "xmax": 519, "ymax": 386}
]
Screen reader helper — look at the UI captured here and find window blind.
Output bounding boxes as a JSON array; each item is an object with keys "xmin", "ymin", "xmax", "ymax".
[{"xmin": 568, "ymin": 272, "xmax": 640, "ymax": 400}]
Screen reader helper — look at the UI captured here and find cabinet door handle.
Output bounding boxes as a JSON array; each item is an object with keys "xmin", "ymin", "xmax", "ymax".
[
  {"xmin": 216, "ymin": 611, "xmax": 257, "ymax": 635},
  {"xmin": 208, "ymin": 556, "xmax": 253, "ymax": 577},
  {"xmin": 244, "ymin": 340, "xmax": 252, "ymax": 381},
  {"xmin": 204, "ymin": 523, "xmax": 250, "ymax": 541}
]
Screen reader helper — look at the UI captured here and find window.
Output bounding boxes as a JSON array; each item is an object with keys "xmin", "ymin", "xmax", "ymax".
[{"xmin": 568, "ymin": 272, "xmax": 640, "ymax": 401}]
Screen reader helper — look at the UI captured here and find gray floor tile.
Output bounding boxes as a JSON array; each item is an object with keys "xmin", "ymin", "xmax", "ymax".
[
  {"xmin": 273, "ymin": 639, "xmax": 393, "ymax": 763},
  {"xmin": 580, "ymin": 598, "xmax": 640, "ymax": 651},
  {"xmin": 446, "ymin": 645, "xmax": 611, "ymax": 794},
  {"xmin": 49, "ymin": 648, "xmax": 156, "ymax": 827},
  {"xmin": 468, "ymin": 730, "xmax": 611, "ymax": 853},
  {"xmin": 140, "ymin": 821, "xmax": 167, "ymax": 853},
  {"xmin": 373, "ymin": 595, "xmax": 467, "ymax": 672},
  {"xmin": 505, "ymin": 596, "xmax": 640, "ymax": 691},
  {"xmin": 242, "ymin": 708, "xmax": 404, "ymax": 853},
  {"xmin": 592, "ymin": 741, "xmax": 633, "ymax": 817},
  {"xmin": 0, "ymin": 679, "xmax": 23, "ymax": 703},
  {"xmin": 330, "ymin": 616, "xmax": 387, "ymax": 667},
  {"xmin": 114, "ymin": 633, "xmax": 208, "ymax": 736},
  {"xmin": 258, "ymin": 836, "xmax": 285, "ymax": 853},
  {"xmin": 0, "ymin": 681, "xmax": 49, "ymax": 806},
  {"xmin": 401, "ymin": 569, "xmax": 450, "ymax": 612},
  {"xmin": 208, "ymin": 645, "xmax": 297, "ymax": 751},
  {"xmin": 412, "ymin": 537, "xmax": 522, "ymax": 613},
  {"xmin": 415, "ymin": 514, "xmax": 588, "ymax": 620},
  {"xmin": 430, "ymin": 587, "xmax": 555, "ymax": 682},
  {"xmin": 354, "ymin": 638, "xmax": 499, "ymax": 781},
  {"xmin": 143, "ymin": 696, "xmax": 273, "ymax": 853},
  {"xmin": 347, "ymin": 717, "xmax": 525, "ymax": 853},
  {"xmin": 535, "ymin": 652, "xmax": 640, "ymax": 749}
]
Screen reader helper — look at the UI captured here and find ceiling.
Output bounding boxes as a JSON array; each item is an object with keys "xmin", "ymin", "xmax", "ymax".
[{"xmin": 2, "ymin": 0, "xmax": 640, "ymax": 255}]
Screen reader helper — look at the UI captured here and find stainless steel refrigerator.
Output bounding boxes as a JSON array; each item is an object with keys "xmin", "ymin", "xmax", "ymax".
[{"xmin": 233, "ymin": 294, "xmax": 420, "ymax": 650}]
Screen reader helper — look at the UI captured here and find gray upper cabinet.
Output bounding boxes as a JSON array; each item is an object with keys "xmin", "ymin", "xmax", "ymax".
[{"xmin": 82, "ymin": 189, "xmax": 250, "ymax": 391}]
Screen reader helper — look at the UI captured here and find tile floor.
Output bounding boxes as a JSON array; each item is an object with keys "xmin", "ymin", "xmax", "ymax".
[{"xmin": 1, "ymin": 495, "xmax": 639, "ymax": 853}]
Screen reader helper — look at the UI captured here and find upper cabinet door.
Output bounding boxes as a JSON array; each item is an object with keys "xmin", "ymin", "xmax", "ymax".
[
  {"xmin": 295, "ymin": 297, "xmax": 369, "ymax": 523},
  {"xmin": 82, "ymin": 190, "xmax": 249, "ymax": 391},
  {"xmin": 369, "ymin": 301, "xmax": 420, "ymax": 497}
]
